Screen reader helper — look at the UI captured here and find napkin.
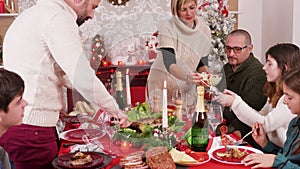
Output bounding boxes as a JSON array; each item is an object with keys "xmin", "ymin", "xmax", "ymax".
[
  {"xmin": 70, "ymin": 142, "xmax": 104, "ymax": 153},
  {"xmin": 209, "ymin": 135, "xmax": 235, "ymax": 150}
]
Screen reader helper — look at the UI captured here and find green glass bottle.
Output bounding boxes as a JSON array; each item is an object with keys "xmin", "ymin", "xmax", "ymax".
[
  {"xmin": 191, "ymin": 85, "xmax": 209, "ymax": 152},
  {"xmin": 114, "ymin": 71, "xmax": 126, "ymax": 110}
]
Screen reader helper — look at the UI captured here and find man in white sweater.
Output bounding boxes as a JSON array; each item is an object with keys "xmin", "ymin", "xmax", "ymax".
[{"xmin": 0, "ymin": 0, "xmax": 129, "ymax": 168}]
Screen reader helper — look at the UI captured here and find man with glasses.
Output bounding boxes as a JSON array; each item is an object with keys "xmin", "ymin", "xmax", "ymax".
[{"xmin": 217, "ymin": 29, "xmax": 267, "ymax": 148}]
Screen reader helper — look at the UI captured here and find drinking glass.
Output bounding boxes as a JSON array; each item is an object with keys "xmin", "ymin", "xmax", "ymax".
[
  {"xmin": 171, "ymin": 89, "xmax": 182, "ymax": 105},
  {"xmin": 207, "ymin": 104, "xmax": 223, "ymax": 135},
  {"xmin": 185, "ymin": 93, "xmax": 196, "ymax": 120},
  {"xmin": 102, "ymin": 112, "xmax": 120, "ymax": 158}
]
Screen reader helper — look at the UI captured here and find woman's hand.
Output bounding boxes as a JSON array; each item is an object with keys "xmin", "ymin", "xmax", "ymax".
[
  {"xmin": 212, "ymin": 89, "xmax": 236, "ymax": 107},
  {"xmin": 186, "ymin": 72, "xmax": 204, "ymax": 84},
  {"xmin": 242, "ymin": 153, "xmax": 276, "ymax": 168},
  {"xmin": 251, "ymin": 122, "xmax": 268, "ymax": 147},
  {"xmin": 113, "ymin": 111, "xmax": 132, "ymax": 128}
]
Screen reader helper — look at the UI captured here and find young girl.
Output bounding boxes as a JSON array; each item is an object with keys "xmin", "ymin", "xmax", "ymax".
[
  {"xmin": 242, "ymin": 68, "xmax": 300, "ymax": 168},
  {"xmin": 214, "ymin": 43, "xmax": 300, "ymax": 148}
]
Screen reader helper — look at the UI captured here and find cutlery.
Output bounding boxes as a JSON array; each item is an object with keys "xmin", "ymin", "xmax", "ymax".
[
  {"xmin": 63, "ymin": 143, "xmax": 77, "ymax": 147},
  {"xmin": 232, "ymin": 131, "xmax": 253, "ymax": 145}
]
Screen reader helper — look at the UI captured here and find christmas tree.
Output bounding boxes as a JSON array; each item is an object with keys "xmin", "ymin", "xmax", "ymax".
[
  {"xmin": 90, "ymin": 34, "xmax": 106, "ymax": 69},
  {"xmin": 198, "ymin": 0, "xmax": 236, "ymax": 64}
]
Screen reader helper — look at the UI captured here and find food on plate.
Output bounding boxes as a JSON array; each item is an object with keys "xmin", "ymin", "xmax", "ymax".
[
  {"xmin": 219, "ymin": 125, "xmax": 233, "ymax": 146},
  {"xmin": 70, "ymin": 152, "xmax": 93, "ymax": 166},
  {"xmin": 216, "ymin": 147, "xmax": 248, "ymax": 159},
  {"xmin": 69, "ymin": 101, "xmax": 98, "ymax": 116},
  {"xmin": 119, "ymin": 151, "xmax": 149, "ymax": 169},
  {"xmin": 184, "ymin": 148, "xmax": 192, "ymax": 155},
  {"xmin": 189, "ymin": 152, "xmax": 209, "ymax": 162},
  {"xmin": 146, "ymin": 147, "xmax": 176, "ymax": 169},
  {"xmin": 169, "ymin": 148, "xmax": 198, "ymax": 164}
]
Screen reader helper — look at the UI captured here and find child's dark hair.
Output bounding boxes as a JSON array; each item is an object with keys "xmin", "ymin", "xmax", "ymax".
[{"xmin": 0, "ymin": 68, "xmax": 25, "ymax": 112}]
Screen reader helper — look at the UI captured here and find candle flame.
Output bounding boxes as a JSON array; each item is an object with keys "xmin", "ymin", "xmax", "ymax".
[
  {"xmin": 126, "ymin": 68, "xmax": 129, "ymax": 75},
  {"xmin": 164, "ymin": 80, "xmax": 167, "ymax": 88}
]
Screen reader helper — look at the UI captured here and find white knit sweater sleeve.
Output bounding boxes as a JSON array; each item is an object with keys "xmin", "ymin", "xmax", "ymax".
[
  {"xmin": 231, "ymin": 95, "xmax": 295, "ymax": 133},
  {"xmin": 44, "ymin": 11, "xmax": 120, "ymax": 115}
]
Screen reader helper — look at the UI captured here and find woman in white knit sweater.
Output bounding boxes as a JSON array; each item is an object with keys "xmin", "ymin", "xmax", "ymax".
[
  {"xmin": 147, "ymin": 0, "xmax": 211, "ymax": 102},
  {"xmin": 214, "ymin": 43, "xmax": 300, "ymax": 148}
]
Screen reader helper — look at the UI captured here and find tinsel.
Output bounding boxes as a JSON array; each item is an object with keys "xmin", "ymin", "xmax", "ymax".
[{"xmin": 198, "ymin": 0, "xmax": 236, "ymax": 64}]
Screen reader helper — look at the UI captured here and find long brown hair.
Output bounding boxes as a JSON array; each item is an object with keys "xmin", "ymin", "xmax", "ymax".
[
  {"xmin": 263, "ymin": 43, "xmax": 300, "ymax": 107},
  {"xmin": 281, "ymin": 69, "xmax": 300, "ymax": 155}
]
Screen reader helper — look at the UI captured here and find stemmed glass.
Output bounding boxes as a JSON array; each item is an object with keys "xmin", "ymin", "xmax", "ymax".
[
  {"xmin": 102, "ymin": 112, "xmax": 120, "ymax": 158},
  {"xmin": 185, "ymin": 93, "xmax": 196, "ymax": 120},
  {"xmin": 207, "ymin": 104, "xmax": 223, "ymax": 135},
  {"xmin": 209, "ymin": 59, "xmax": 223, "ymax": 96}
]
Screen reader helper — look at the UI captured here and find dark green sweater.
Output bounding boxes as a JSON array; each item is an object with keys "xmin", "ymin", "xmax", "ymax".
[{"xmin": 221, "ymin": 53, "xmax": 267, "ymax": 136}]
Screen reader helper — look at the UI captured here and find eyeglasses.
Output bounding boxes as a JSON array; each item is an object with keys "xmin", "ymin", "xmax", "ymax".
[{"xmin": 225, "ymin": 45, "xmax": 249, "ymax": 54}]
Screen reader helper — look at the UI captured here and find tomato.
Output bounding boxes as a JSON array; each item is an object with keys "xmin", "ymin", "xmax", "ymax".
[
  {"xmin": 189, "ymin": 152, "xmax": 209, "ymax": 162},
  {"xmin": 120, "ymin": 141, "xmax": 131, "ymax": 153},
  {"xmin": 185, "ymin": 148, "xmax": 192, "ymax": 155}
]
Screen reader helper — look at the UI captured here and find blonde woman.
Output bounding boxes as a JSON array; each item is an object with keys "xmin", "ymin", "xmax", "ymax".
[{"xmin": 147, "ymin": 0, "xmax": 211, "ymax": 102}]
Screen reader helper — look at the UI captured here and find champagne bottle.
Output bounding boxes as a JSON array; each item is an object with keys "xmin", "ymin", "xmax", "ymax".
[
  {"xmin": 114, "ymin": 71, "xmax": 126, "ymax": 110},
  {"xmin": 191, "ymin": 85, "xmax": 209, "ymax": 152}
]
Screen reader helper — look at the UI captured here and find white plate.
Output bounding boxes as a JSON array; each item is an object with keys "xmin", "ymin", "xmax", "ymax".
[
  {"xmin": 175, "ymin": 152, "xmax": 210, "ymax": 167},
  {"xmin": 208, "ymin": 145, "xmax": 263, "ymax": 165}
]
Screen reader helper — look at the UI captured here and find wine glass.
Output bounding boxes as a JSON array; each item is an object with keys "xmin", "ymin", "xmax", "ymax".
[
  {"xmin": 171, "ymin": 89, "xmax": 182, "ymax": 105},
  {"xmin": 102, "ymin": 112, "xmax": 120, "ymax": 158},
  {"xmin": 208, "ymin": 59, "xmax": 223, "ymax": 96},
  {"xmin": 185, "ymin": 93, "xmax": 196, "ymax": 120},
  {"xmin": 207, "ymin": 104, "xmax": 223, "ymax": 135}
]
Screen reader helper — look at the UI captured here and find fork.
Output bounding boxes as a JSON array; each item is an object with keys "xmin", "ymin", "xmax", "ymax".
[{"xmin": 232, "ymin": 131, "xmax": 253, "ymax": 145}]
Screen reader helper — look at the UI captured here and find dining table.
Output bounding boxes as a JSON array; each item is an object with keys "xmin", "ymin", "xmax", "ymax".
[{"xmin": 56, "ymin": 116, "xmax": 269, "ymax": 169}]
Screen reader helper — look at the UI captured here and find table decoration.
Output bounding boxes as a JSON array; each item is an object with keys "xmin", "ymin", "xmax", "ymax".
[
  {"xmin": 162, "ymin": 80, "xmax": 168, "ymax": 135},
  {"xmin": 125, "ymin": 68, "xmax": 132, "ymax": 110},
  {"xmin": 114, "ymin": 102, "xmax": 185, "ymax": 151}
]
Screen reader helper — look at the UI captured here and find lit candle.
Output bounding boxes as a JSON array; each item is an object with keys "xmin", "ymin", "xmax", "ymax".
[
  {"xmin": 162, "ymin": 80, "xmax": 168, "ymax": 128},
  {"xmin": 118, "ymin": 61, "xmax": 122, "ymax": 66},
  {"xmin": 125, "ymin": 68, "xmax": 131, "ymax": 108},
  {"xmin": 11, "ymin": 1, "xmax": 14, "ymax": 11},
  {"xmin": 102, "ymin": 61, "xmax": 108, "ymax": 67}
]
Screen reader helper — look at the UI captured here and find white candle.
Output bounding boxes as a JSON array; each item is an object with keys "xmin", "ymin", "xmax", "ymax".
[
  {"xmin": 162, "ymin": 80, "xmax": 168, "ymax": 128},
  {"xmin": 11, "ymin": 1, "xmax": 14, "ymax": 11},
  {"xmin": 125, "ymin": 68, "xmax": 131, "ymax": 107}
]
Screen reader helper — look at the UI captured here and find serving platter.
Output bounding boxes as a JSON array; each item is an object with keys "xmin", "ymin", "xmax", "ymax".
[
  {"xmin": 208, "ymin": 145, "xmax": 263, "ymax": 165},
  {"xmin": 59, "ymin": 128, "xmax": 105, "ymax": 143}
]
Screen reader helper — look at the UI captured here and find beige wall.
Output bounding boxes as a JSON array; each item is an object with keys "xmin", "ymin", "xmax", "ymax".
[{"xmin": 238, "ymin": 0, "xmax": 298, "ymax": 63}]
